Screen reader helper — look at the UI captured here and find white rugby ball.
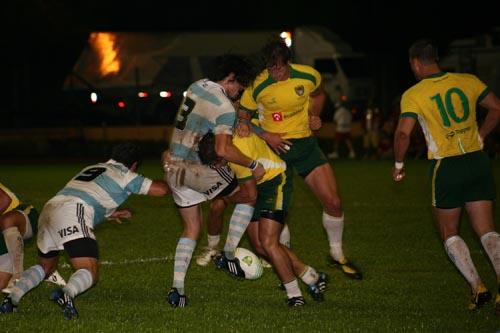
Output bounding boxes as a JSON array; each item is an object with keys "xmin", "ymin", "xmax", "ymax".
[{"xmin": 235, "ymin": 247, "xmax": 263, "ymax": 280}]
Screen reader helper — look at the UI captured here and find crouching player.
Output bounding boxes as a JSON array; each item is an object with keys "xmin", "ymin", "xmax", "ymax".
[{"xmin": 0, "ymin": 143, "xmax": 169, "ymax": 319}]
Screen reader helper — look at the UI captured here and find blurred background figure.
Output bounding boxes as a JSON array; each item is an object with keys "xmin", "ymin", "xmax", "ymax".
[
  {"xmin": 328, "ymin": 101, "xmax": 356, "ymax": 159},
  {"xmin": 362, "ymin": 102, "xmax": 382, "ymax": 159}
]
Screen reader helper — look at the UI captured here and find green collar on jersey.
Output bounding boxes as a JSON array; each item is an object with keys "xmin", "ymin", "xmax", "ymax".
[{"xmin": 423, "ymin": 71, "xmax": 447, "ymax": 79}]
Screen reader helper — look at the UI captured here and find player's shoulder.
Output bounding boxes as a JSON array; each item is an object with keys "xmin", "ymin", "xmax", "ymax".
[
  {"xmin": 102, "ymin": 160, "xmax": 132, "ymax": 177},
  {"xmin": 402, "ymin": 82, "xmax": 422, "ymax": 100},
  {"xmin": 191, "ymin": 79, "xmax": 229, "ymax": 104},
  {"xmin": 291, "ymin": 63, "xmax": 317, "ymax": 74},
  {"xmin": 0, "ymin": 182, "xmax": 11, "ymax": 194},
  {"xmin": 290, "ymin": 63, "xmax": 320, "ymax": 83},
  {"xmin": 0, "ymin": 182, "xmax": 17, "ymax": 201},
  {"xmin": 449, "ymin": 72, "xmax": 477, "ymax": 80},
  {"xmin": 449, "ymin": 72, "xmax": 484, "ymax": 86},
  {"xmin": 251, "ymin": 70, "xmax": 273, "ymax": 88}
]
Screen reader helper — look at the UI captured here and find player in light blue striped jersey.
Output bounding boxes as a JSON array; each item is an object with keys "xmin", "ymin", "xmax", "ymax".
[
  {"xmin": 0, "ymin": 142, "xmax": 169, "ymax": 319},
  {"xmin": 164, "ymin": 54, "xmax": 262, "ymax": 308}
]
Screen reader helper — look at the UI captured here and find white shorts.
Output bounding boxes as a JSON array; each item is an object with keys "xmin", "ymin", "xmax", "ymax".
[
  {"xmin": 165, "ymin": 163, "xmax": 236, "ymax": 207},
  {"xmin": 37, "ymin": 198, "xmax": 96, "ymax": 255}
]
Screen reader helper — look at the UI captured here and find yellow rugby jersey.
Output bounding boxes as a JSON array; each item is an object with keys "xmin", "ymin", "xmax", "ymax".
[
  {"xmin": 0, "ymin": 182, "xmax": 20, "ymax": 213},
  {"xmin": 401, "ymin": 72, "xmax": 489, "ymax": 159},
  {"xmin": 240, "ymin": 64, "xmax": 321, "ymax": 139},
  {"xmin": 229, "ymin": 133, "xmax": 286, "ymax": 184}
]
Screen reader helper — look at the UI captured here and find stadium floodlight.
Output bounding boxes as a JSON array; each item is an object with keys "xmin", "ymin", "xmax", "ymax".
[
  {"xmin": 90, "ymin": 92, "xmax": 98, "ymax": 103},
  {"xmin": 280, "ymin": 31, "xmax": 292, "ymax": 47}
]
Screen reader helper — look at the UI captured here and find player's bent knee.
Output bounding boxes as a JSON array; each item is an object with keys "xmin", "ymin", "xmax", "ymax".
[
  {"xmin": 260, "ymin": 236, "xmax": 281, "ymax": 253},
  {"xmin": 324, "ymin": 198, "xmax": 342, "ymax": 215},
  {"xmin": 251, "ymin": 242, "xmax": 267, "ymax": 258},
  {"xmin": 64, "ymin": 238, "xmax": 100, "ymax": 281},
  {"xmin": 0, "ymin": 211, "xmax": 23, "ymax": 231},
  {"xmin": 209, "ymin": 199, "xmax": 226, "ymax": 212},
  {"xmin": 37, "ymin": 250, "xmax": 60, "ymax": 277},
  {"xmin": 70, "ymin": 257, "xmax": 99, "ymax": 283}
]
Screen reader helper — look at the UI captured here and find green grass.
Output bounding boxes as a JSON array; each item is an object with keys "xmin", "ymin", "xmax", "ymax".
[{"xmin": 0, "ymin": 159, "xmax": 499, "ymax": 332}]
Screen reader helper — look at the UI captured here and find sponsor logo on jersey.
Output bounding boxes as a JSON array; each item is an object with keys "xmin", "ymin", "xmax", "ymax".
[
  {"xmin": 204, "ymin": 181, "xmax": 223, "ymax": 195},
  {"xmin": 445, "ymin": 126, "xmax": 471, "ymax": 139},
  {"xmin": 294, "ymin": 85, "xmax": 305, "ymax": 96},
  {"xmin": 272, "ymin": 112, "xmax": 283, "ymax": 121},
  {"xmin": 57, "ymin": 225, "xmax": 80, "ymax": 238}
]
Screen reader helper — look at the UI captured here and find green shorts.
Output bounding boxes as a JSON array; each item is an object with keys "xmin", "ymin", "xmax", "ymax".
[
  {"xmin": 280, "ymin": 136, "xmax": 328, "ymax": 178},
  {"xmin": 0, "ymin": 204, "xmax": 38, "ymax": 255},
  {"xmin": 429, "ymin": 150, "xmax": 496, "ymax": 208},
  {"xmin": 252, "ymin": 168, "xmax": 293, "ymax": 223}
]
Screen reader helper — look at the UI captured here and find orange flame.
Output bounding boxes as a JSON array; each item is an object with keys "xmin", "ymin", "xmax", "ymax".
[{"xmin": 90, "ymin": 32, "xmax": 120, "ymax": 76}]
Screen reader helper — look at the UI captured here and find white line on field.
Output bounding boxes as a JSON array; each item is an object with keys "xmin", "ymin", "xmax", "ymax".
[{"xmin": 60, "ymin": 256, "xmax": 172, "ymax": 268}]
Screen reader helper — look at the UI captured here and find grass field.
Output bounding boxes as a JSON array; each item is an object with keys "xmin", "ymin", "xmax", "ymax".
[{"xmin": 0, "ymin": 159, "xmax": 499, "ymax": 332}]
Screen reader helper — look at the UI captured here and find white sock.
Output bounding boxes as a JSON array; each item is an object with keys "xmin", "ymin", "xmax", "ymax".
[
  {"xmin": 300, "ymin": 266, "xmax": 319, "ymax": 285},
  {"xmin": 283, "ymin": 279, "xmax": 302, "ymax": 298},
  {"xmin": 480, "ymin": 231, "xmax": 500, "ymax": 279},
  {"xmin": 224, "ymin": 204, "xmax": 254, "ymax": 259},
  {"xmin": 445, "ymin": 235, "xmax": 482, "ymax": 290},
  {"xmin": 172, "ymin": 237, "xmax": 196, "ymax": 295},
  {"xmin": 9, "ymin": 265, "xmax": 45, "ymax": 305},
  {"xmin": 63, "ymin": 268, "xmax": 93, "ymax": 298},
  {"xmin": 2, "ymin": 227, "xmax": 24, "ymax": 277},
  {"xmin": 323, "ymin": 212, "xmax": 345, "ymax": 261},
  {"xmin": 207, "ymin": 234, "xmax": 220, "ymax": 249},
  {"xmin": 279, "ymin": 224, "xmax": 291, "ymax": 248}
]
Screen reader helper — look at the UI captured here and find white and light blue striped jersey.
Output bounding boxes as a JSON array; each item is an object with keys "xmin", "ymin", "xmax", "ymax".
[
  {"xmin": 170, "ymin": 79, "xmax": 236, "ymax": 163},
  {"xmin": 52, "ymin": 159, "xmax": 152, "ymax": 227}
]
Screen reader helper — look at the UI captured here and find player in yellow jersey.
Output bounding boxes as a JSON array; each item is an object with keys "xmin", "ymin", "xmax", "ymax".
[
  {"xmin": 207, "ymin": 129, "xmax": 328, "ymax": 306},
  {"xmin": 393, "ymin": 39, "xmax": 500, "ymax": 314},
  {"xmin": 238, "ymin": 37, "xmax": 362, "ymax": 279}
]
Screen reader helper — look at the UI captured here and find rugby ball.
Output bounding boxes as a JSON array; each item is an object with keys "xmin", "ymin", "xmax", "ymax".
[{"xmin": 235, "ymin": 247, "xmax": 263, "ymax": 280}]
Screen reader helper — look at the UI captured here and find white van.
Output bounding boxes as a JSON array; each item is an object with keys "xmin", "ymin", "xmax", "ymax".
[{"xmin": 64, "ymin": 27, "xmax": 374, "ymax": 123}]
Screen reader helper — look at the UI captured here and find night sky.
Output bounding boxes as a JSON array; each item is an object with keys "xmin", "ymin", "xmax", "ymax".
[{"xmin": 3, "ymin": 0, "xmax": 498, "ymax": 123}]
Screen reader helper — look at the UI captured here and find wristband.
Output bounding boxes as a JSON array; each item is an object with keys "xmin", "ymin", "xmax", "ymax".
[
  {"xmin": 249, "ymin": 160, "xmax": 258, "ymax": 171},
  {"xmin": 395, "ymin": 161, "xmax": 404, "ymax": 170}
]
